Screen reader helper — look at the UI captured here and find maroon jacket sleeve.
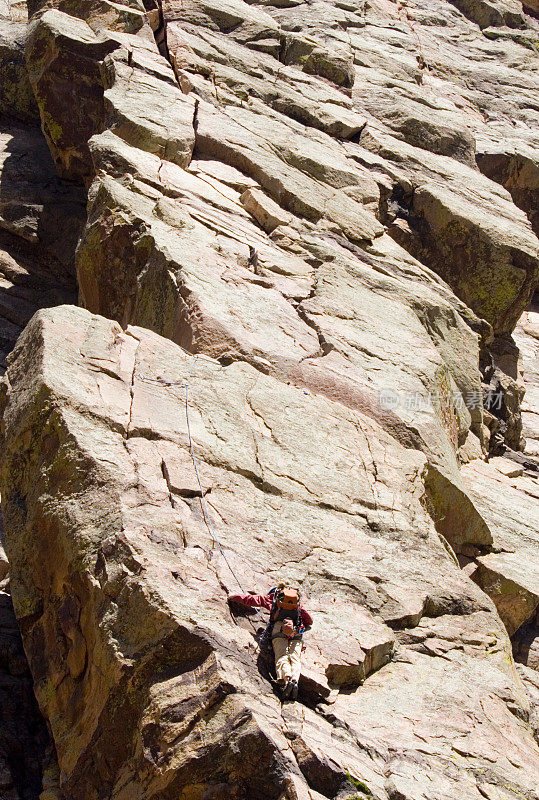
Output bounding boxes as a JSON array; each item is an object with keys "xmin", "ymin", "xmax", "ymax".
[
  {"xmin": 228, "ymin": 593, "xmax": 273, "ymax": 611},
  {"xmin": 300, "ymin": 606, "xmax": 313, "ymax": 627}
]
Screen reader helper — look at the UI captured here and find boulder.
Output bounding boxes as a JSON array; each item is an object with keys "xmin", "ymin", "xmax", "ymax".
[
  {"xmin": 240, "ymin": 188, "xmax": 293, "ymax": 234},
  {"xmin": 26, "ymin": 0, "xmax": 150, "ymax": 34}
]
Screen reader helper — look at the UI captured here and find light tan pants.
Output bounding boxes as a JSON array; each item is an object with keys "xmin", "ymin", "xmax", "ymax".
[{"xmin": 272, "ymin": 634, "xmax": 302, "ymax": 683}]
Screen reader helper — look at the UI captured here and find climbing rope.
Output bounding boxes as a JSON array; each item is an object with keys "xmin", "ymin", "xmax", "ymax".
[
  {"xmin": 139, "ymin": 359, "xmax": 272, "ymax": 654},
  {"xmin": 183, "ymin": 355, "xmax": 247, "ymax": 594},
  {"xmin": 139, "ymin": 358, "xmax": 246, "ymax": 593}
]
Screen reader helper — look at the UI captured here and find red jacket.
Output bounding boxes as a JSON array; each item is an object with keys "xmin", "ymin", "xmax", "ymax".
[{"xmin": 228, "ymin": 592, "xmax": 313, "ymax": 628}]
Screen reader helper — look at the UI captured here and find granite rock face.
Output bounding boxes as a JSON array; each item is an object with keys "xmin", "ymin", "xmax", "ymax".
[
  {"xmin": 1, "ymin": 305, "xmax": 537, "ymax": 800},
  {"xmin": 0, "ymin": 0, "xmax": 538, "ymax": 798}
]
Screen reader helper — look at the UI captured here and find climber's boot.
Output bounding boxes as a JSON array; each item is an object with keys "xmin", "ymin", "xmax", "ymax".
[
  {"xmin": 289, "ymin": 680, "xmax": 298, "ymax": 701},
  {"xmin": 281, "ymin": 679, "xmax": 293, "ymax": 699}
]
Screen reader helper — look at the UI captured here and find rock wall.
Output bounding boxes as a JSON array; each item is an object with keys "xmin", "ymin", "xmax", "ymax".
[{"xmin": 0, "ymin": 0, "xmax": 537, "ymax": 798}]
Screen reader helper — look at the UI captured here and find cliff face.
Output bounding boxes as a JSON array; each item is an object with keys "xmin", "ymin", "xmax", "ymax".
[{"xmin": 0, "ymin": 0, "xmax": 537, "ymax": 798}]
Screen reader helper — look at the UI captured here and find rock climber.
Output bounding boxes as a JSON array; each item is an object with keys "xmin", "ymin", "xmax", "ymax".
[{"xmin": 228, "ymin": 583, "xmax": 313, "ymax": 700}]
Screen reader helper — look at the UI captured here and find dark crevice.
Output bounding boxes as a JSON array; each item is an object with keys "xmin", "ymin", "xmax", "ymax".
[
  {"xmin": 294, "ymin": 303, "xmax": 334, "ymax": 359},
  {"xmin": 512, "ymin": 612, "xmax": 539, "ymax": 668},
  {"xmin": 0, "ymin": 566, "xmax": 53, "ymax": 798},
  {"xmin": 142, "ymin": 0, "xmax": 169, "ymax": 60}
]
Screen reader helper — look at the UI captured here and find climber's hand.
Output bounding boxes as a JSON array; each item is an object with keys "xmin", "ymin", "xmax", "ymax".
[{"xmin": 282, "ymin": 619, "xmax": 295, "ymax": 638}]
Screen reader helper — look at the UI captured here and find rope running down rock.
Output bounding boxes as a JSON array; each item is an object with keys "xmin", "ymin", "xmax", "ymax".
[{"xmin": 140, "ymin": 357, "xmax": 247, "ymax": 593}]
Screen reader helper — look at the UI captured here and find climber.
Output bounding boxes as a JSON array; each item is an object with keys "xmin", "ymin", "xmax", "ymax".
[{"xmin": 228, "ymin": 584, "xmax": 313, "ymax": 701}]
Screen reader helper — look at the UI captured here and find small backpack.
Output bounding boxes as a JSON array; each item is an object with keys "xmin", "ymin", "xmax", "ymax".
[
  {"xmin": 276, "ymin": 587, "xmax": 300, "ymax": 612},
  {"xmin": 260, "ymin": 585, "xmax": 302, "ymax": 647}
]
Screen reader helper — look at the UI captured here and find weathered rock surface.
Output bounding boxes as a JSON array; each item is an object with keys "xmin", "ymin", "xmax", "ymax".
[
  {"xmin": 21, "ymin": 0, "xmax": 501, "ymax": 567},
  {"xmin": 0, "ymin": 14, "xmax": 38, "ymax": 122},
  {"xmin": 461, "ymin": 458, "xmax": 539, "ymax": 635},
  {"xmin": 0, "ymin": 0, "xmax": 538, "ymax": 797},
  {"xmin": 23, "ymin": 0, "xmax": 539, "ymax": 338},
  {"xmin": 514, "ymin": 296, "xmax": 539, "ymax": 457},
  {"xmin": 1, "ymin": 305, "xmax": 538, "ymax": 800}
]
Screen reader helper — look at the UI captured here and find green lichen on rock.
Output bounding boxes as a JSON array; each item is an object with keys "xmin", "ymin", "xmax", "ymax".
[
  {"xmin": 346, "ymin": 772, "xmax": 374, "ymax": 797},
  {"xmin": 0, "ymin": 20, "xmax": 39, "ymax": 122}
]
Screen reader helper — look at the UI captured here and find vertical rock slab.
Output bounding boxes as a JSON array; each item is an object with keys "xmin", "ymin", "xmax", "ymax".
[
  {"xmin": 461, "ymin": 458, "xmax": 539, "ymax": 635},
  {"xmin": 1, "ymin": 305, "xmax": 538, "ymax": 800},
  {"xmin": 25, "ymin": 10, "xmax": 119, "ymax": 181}
]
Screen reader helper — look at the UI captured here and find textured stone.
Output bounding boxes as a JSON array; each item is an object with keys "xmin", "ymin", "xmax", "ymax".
[
  {"xmin": 103, "ymin": 57, "xmax": 196, "ymax": 168},
  {"xmin": 76, "ymin": 126, "xmax": 500, "ymax": 559},
  {"xmin": 448, "ymin": 0, "xmax": 525, "ymax": 28},
  {"xmin": 360, "ymin": 126, "xmax": 539, "ymax": 335},
  {"xmin": 514, "ymin": 623, "xmax": 539, "ymax": 672},
  {"xmin": 2, "ymin": 305, "xmax": 538, "ymax": 800},
  {"xmin": 1, "ymin": 0, "xmax": 539, "ymax": 797},
  {"xmin": 26, "ymin": 0, "xmax": 150, "ymax": 33},
  {"xmin": 240, "ymin": 188, "xmax": 293, "ymax": 233},
  {"xmin": 0, "ymin": 17, "xmax": 38, "ymax": 122},
  {"xmin": 518, "ymin": 663, "xmax": 539, "ymax": 749},
  {"xmin": 514, "ymin": 300, "xmax": 539, "ymax": 457},
  {"xmin": 25, "ymin": 10, "xmax": 119, "ymax": 181},
  {"xmin": 462, "ymin": 458, "xmax": 539, "ymax": 635},
  {"xmin": 476, "ymin": 143, "xmax": 539, "ymax": 239},
  {"xmin": 195, "ymin": 101, "xmax": 383, "ymax": 243}
]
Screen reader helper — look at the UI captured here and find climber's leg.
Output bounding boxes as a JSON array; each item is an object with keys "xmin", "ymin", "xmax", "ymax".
[
  {"xmin": 272, "ymin": 636, "xmax": 290, "ymax": 684},
  {"xmin": 288, "ymin": 639, "xmax": 302, "ymax": 684}
]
